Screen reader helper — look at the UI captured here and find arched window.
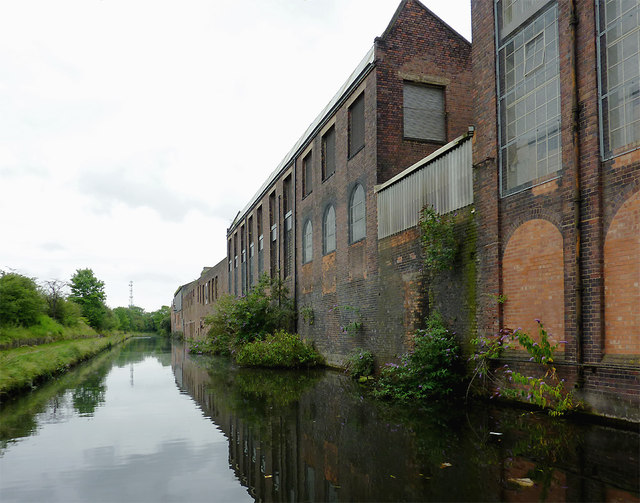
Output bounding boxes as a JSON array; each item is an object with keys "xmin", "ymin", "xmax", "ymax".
[
  {"xmin": 323, "ymin": 205, "xmax": 336, "ymax": 254},
  {"xmin": 349, "ymin": 184, "xmax": 366, "ymax": 243},
  {"xmin": 302, "ymin": 220, "xmax": 313, "ymax": 264}
]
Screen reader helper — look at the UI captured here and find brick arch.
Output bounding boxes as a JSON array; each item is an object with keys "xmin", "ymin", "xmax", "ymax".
[
  {"xmin": 604, "ymin": 190, "xmax": 640, "ymax": 355},
  {"xmin": 502, "ymin": 219, "xmax": 565, "ymax": 347},
  {"xmin": 501, "ymin": 207, "xmax": 564, "ymax": 253}
]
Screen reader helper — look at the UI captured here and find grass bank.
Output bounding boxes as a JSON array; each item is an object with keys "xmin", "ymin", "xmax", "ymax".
[
  {"xmin": 0, "ymin": 334, "xmax": 130, "ymax": 397},
  {"xmin": 0, "ymin": 316, "xmax": 99, "ymax": 350}
]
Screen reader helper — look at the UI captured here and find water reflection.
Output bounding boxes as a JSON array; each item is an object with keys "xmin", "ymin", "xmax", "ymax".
[
  {"xmin": 1, "ymin": 338, "xmax": 638, "ymax": 503},
  {"xmin": 0, "ymin": 337, "xmax": 250, "ymax": 503},
  {"xmin": 173, "ymin": 344, "xmax": 640, "ymax": 503}
]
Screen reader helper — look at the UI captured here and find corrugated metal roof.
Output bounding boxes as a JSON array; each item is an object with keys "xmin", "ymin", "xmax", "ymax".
[{"xmin": 228, "ymin": 45, "xmax": 376, "ymax": 233}]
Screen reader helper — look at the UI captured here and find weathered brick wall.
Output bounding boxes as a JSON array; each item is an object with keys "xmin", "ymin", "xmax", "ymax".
[
  {"xmin": 471, "ymin": 0, "xmax": 639, "ymax": 420},
  {"xmin": 297, "ymin": 1, "xmax": 473, "ymax": 367},
  {"xmin": 376, "ymin": 207, "xmax": 477, "ymax": 364},
  {"xmin": 375, "ymin": 0, "xmax": 473, "ymax": 185},
  {"xmin": 296, "ymin": 69, "xmax": 381, "ymax": 366}
]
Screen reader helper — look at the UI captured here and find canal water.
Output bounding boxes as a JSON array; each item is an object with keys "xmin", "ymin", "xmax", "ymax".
[{"xmin": 0, "ymin": 337, "xmax": 638, "ymax": 502}]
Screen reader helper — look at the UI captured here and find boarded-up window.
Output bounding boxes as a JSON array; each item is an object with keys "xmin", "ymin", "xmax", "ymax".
[
  {"xmin": 349, "ymin": 93, "xmax": 365, "ymax": 157},
  {"xmin": 322, "ymin": 126, "xmax": 336, "ymax": 180},
  {"xmin": 403, "ymin": 83, "xmax": 446, "ymax": 142},
  {"xmin": 303, "ymin": 152, "xmax": 313, "ymax": 197}
]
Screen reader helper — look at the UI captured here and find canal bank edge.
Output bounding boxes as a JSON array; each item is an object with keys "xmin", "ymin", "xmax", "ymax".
[{"xmin": 0, "ymin": 334, "xmax": 132, "ymax": 399}]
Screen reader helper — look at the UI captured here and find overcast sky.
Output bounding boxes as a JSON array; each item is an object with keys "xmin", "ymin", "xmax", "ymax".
[{"xmin": 0, "ymin": 0, "xmax": 471, "ymax": 312}]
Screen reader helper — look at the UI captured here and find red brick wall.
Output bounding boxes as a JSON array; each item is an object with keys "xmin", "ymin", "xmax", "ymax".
[
  {"xmin": 604, "ymin": 190, "xmax": 640, "ymax": 355},
  {"xmin": 471, "ymin": 0, "xmax": 640, "ymax": 419},
  {"xmin": 375, "ymin": 0, "xmax": 472, "ymax": 185},
  {"xmin": 502, "ymin": 219, "xmax": 565, "ymax": 349}
]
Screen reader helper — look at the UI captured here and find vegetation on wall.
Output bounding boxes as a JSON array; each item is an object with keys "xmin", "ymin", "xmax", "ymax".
[
  {"xmin": 469, "ymin": 320, "xmax": 578, "ymax": 416},
  {"xmin": 419, "ymin": 206, "xmax": 457, "ymax": 273}
]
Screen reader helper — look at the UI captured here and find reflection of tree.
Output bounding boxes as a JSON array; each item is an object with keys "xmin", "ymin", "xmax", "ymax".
[
  {"xmin": 72, "ymin": 372, "xmax": 107, "ymax": 416},
  {"xmin": 0, "ymin": 336, "xmax": 168, "ymax": 453}
]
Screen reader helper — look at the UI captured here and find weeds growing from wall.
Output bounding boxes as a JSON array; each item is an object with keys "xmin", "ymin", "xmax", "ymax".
[{"xmin": 469, "ymin": 321, "xmax": 577, "ymax": 416}]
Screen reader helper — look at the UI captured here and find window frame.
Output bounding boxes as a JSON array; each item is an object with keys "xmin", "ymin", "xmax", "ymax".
[
  {"xmin": 348, "ymin": 93, "xmax": 365, "ymax": 159},
  {"xmin": 495, "ymin": 0, "xmax": 562, "ymax": 196},
  {"xmin": 302, "ymin": 219, "xmax": 313, "ymax": 264},
  {"xmin": 322, "ymin": 125, "xmax": 336, "ymax": 181},
  {"xmin": 402, "ymin": 82, "xmax": 447, "ymax": 143},
  {"xmin": 596, "ymin": 0, "xmax": 640, "ymax": 159},
  {"xmin": 302, "ymin": 151, "xmax": 313, "ymax": 197},
  {"xmin": 323, "ymin": 204, "xmax": 336, "ymax": 255},
  {"xmin": 349, "ymin": 184, "xmax": 366, "ymax": 244}
]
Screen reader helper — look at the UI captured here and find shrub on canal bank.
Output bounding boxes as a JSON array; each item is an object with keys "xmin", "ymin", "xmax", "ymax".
[
  {"xmin": 0, "ymin": 334, "xmax": 129, "ymax": 396},
  {"xmin": 374, "ymin": 313, "xmax": 463, "ymax": 401},
  {"xmin": 235, "ymin": 330, "xmax": 324, "ymax": 368}
]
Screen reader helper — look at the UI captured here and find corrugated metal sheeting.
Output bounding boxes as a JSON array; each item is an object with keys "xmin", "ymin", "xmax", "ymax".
[{"xmin": 376, "ymin": 135, "xmax": 473, "ymax": 240}]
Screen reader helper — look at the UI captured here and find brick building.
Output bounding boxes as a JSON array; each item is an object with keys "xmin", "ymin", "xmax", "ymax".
[
  {"xmin": 221, "ymin": 0, "xmax": 472, "ymax": 365},
  {"xmin": 471, "ymin": 0, "xmax": 639, "ymax": 420}
]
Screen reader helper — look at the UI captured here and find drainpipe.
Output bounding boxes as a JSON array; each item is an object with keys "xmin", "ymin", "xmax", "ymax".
[{"xmin": 569, "ymin": 0, "xmax": 584, "ymax": 387}]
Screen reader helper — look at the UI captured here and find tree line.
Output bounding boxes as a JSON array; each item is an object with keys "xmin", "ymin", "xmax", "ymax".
[{"xmin": 0, "ymin": 268, "xmax": 170, "ymax": 335}]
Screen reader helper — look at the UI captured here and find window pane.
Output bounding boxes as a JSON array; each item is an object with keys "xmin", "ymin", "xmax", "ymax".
[
  {"xmin": 498, "ymin": 2, "xmax": 561, "ymax": 193},
  {"xmin": 349, "ymin": 185, "xmax": 366, "ymax": 242},
  {"xmin": 324, "ymin": 206, "xmax": 336, "ymax": 254},
  {"xmin": 303, "ymin": 221, "xmax": 313, "ymax": 263},
  {"xmin": 599, "ymin": 0, "xmax": 640, "ymax": 155}
]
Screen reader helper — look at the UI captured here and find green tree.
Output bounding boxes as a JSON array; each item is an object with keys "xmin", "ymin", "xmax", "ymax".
[
  {"xmin": 0, "ymin": 272, "xmax": 45, "ymax": 327},
  {"xmin": 69, "ymin": 269, "xmax": 107, "ymax": 329}
]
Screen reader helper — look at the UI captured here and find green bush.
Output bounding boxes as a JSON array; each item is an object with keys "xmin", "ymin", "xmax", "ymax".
[
  {"xmin": 0, "ymin": 272, "xmax": 45, "ymax": 327},
  {"xmin": 235, "ymin": 330, "xmax": 324, "ymax": 368},
  {"xmin": 375, "ymin": 313, "xmax": 461, "ymax": 401},
  {"xmin": 204, "ymin": 274, "xmax": 295, "ymax": 353},
  {"xmin": 344, "ymin": 348, "xmax": 375, "ymax": 378}
]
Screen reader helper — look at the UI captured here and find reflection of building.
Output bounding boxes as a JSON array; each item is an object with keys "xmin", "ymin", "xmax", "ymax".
[
  {"xmin": 471, "ymin": 0, "xmax": 639, "ymax": 420},
  {"xmin": 171, "ymin": 345, "xmax": 640, "ymax": 502}
]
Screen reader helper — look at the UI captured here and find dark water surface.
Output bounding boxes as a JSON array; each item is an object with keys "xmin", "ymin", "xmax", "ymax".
[{"xmin": 0, "ymin": 337, "xmax": 638, "ymax": 502}]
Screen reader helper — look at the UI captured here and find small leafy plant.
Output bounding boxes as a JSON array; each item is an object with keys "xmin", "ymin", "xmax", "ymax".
[
  {"xmin": 329, "ymin": 304, "xmax": 363, "ymax": 336},
  {"xmin": 300, "ymin": 305, "xmax": 314, "ymax": 325},
  {"xmin": 344, "ymin": 348, "xmax": 375, "ymax": 379},
  {"xmin": 469, "ymin": 321, "xmax": 577, "ymax": 416},
  {"xmin": 419, "ymin": 206, "xmax": 457, "ymax": 272},
  {"xmin": 374, "ymin": 313, "xmax": 461, "ymax": 401}
]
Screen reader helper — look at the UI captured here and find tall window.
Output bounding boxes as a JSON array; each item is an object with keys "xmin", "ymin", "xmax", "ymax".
[
  {"xmin": 598, "ymin": 0, "xmax": 640, "ymax": 157},
  {"xmin": 403, "ymin": 83, "xmax": 446, "ymax": 142},
  {"xmin": 323, "ymin": 205, "xmax": 336, "ymax": 254},
  {"xmin": 303, "ymin": 220, "xmax": 313, "ymax": 264},
  {"xmin": 322, "ymin": 126, "xmax": 336, "ymax": 180},
  {"xmin": 349, "ymin": 184, "xmax": 366, "ymax": 243},
  {"xmin": 302, "ymin": 152, "xmax": 313, "ymax": 197},
  {"xmin": 257, "ymin": 206, "xmax": 264, "ymax": 276},
  {"xmin": 497, "ymin": 1, "xmax": 561, "ymax": 194},
  {"xmin": 348, "ymin": 93, "xmax": 365, "ymax": 158}
]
